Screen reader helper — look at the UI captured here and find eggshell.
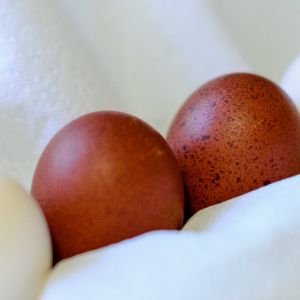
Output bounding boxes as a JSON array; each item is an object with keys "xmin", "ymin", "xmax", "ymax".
[
  {"xmin": 167, "ymin": 73, "xmax": 300, "ymax": 215},
  {"xmin": 41, "ymin": 175, "xmax": 300, "ymax": 300},
  {"xmin": 32, "ymin": 111, "xmax": 184, "ymax": 261},
  {"xmin": 0, "ymin": 178, "xmax": 52, "ymax": 300}
]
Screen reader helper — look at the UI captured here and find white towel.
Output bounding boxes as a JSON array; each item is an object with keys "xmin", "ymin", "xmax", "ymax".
[
  {"xmin": 0, "ymin": 0, "xmax": 247, "ymax": 188},
  {"xmin": 1, "ymin": 1, "xmax": 300, "ymax": 300},
  {"xmin": 41, "ymin": 175, "xmax": 300, "ymax": 300}
]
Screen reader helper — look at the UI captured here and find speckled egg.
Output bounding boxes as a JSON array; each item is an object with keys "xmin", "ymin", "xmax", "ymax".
[
  {"xmin": 167, "ymin": 73, "xmax": 300, "ymax": 216},
  {"xmin": 32, "ymin": 111, "xmax": 184, "ymax": 262}
]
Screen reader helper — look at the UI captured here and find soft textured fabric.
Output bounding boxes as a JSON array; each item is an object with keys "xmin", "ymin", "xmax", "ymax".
[
  {"xmin": 1, "ymin": 1, "xmax": 300, "ymax": 300},
  {"xmin": 42, "ymin": 175, "xmax": 300, "ymax": 300},
  {"xmin": 0, "ymin": 0, "xmax": 247, "ymax": 188},
  {"xmin": 0, "ymin": 1, "xmax": 299, "ymax": 188},
  {"xmin": 281, "ymin": 54, "xmax": 300, "ymax": 111}
]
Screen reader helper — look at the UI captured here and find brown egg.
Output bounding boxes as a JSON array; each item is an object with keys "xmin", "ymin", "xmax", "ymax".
[
  {"xmin": 167, "ymin": 73, "xmax": 300, "ymax": 216},
  {"xmin": 31, "ymin": 111, "xmax": 184, "ymax": 261}
]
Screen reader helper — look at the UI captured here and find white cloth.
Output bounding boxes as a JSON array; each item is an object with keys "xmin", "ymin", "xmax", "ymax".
[
  {"xmin": 41, "ymin": 175, "xmax": 300, "ymax": 300},
  {"xmin": 0, "ymin": 0, "xmax": 247, "ymax": 188},
  {"xmin": 1, "ymin": 1, "xmax": 300, "ymax": 300},
  {"xmin": 1, "ymin": 1, "xmax": 300, "ymax": 189},
  {"xmin": 281, "ymin": 54, "xmax": 300, "ymax": 110}
]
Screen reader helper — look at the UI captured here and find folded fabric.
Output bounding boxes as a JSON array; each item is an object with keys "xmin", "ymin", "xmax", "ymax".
[
  {"xmin": 41, "ymin": 174, "xmax": 300, "ymax": 300},
  {"xmin": 1, "ymin": 2, "xmax": 300, "ymax": 300},
  {"xmin": 0, "ymin": 0, "xmax": 247, "ymax": 188},
  {"xmin": 61, "ymin": 0, "xmax": 248, "ymax": 133},
  {"xmin": 0, "ymin": 0, "xmax": 119, "ymax": 188}
]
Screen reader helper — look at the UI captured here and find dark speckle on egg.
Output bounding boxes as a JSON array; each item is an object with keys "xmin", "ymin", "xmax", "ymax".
[{"xmin": 167, "ymin": 73, "xmax": 300, "ymax": 216}]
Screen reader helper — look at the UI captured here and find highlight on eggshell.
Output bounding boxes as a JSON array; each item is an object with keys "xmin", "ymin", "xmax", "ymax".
[
  {"xmin": 31, "ymin": 111, "xmax": 184, "ymax": 262},
  {"xmin": 167, "ymin": 73, "xmax": 300, "ymax": 217},
  {"xmin": 281, "ymin": 54, "xmax": 300, "ymax": 111},
  {"xmin": 40, "ymin": 174, "xmax": 300, "ymax": 300},
  {"xmin": 0, "ymin": 178, "xmax": 52, "ymax": 300}
]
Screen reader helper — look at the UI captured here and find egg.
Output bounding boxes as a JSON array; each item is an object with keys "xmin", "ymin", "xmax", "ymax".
[
  {"xmin": 0, "ymin": 178, "xmax": 52, "ymax": 300},
  {"xmin": 31, "ymin": 111, "xmax": 184, "ymax": 261},
  {"xmin": 167, "ymin": 73, "xmax": 300, "ymax": 216}
]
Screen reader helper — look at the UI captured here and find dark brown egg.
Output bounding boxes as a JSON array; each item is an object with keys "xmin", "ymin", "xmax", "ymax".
[
  {"xmin": 167, "ymin": 73, "xmax": 300, "ymax": 216},
  {"xmin": 31, "ymin": 111, "xmax": 184, "ymax": 261}
]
